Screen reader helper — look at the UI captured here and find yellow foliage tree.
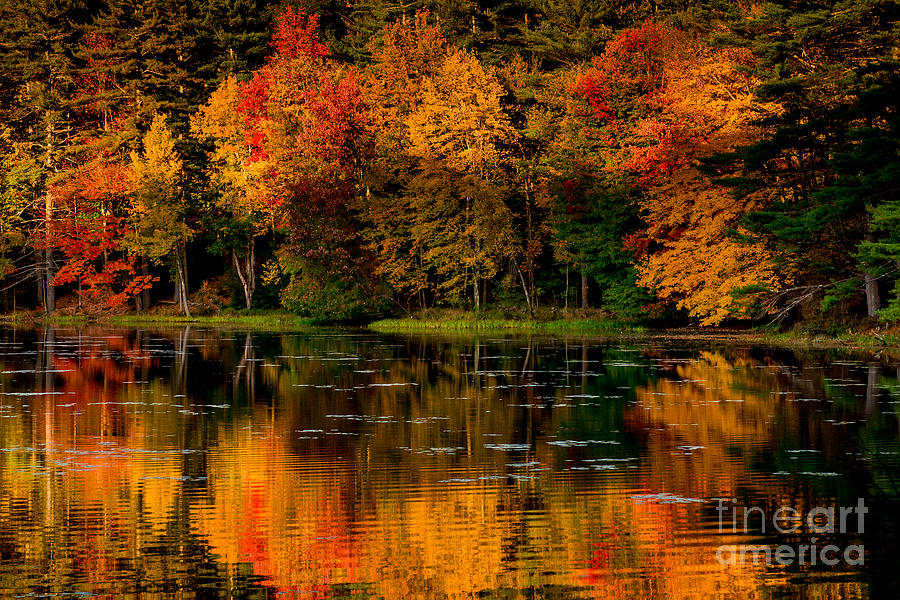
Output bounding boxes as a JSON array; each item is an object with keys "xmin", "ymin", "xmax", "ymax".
[
  {"xmin": 128, "ymin": 113, "xmax": 192, "ymax": 315},
  {"xmin": 192, "ymin": 75, "xmax": 273, "ymax": 309},
  {"xmin": 404, "ymin": 47, "xmax": 518, "ymax": 307},
  {"xmin": 362, "ymin": 11, "xmax": 450, "ymax": 306},
  {"xmin": 407, "ymin": 47, "xmax": 512, "ymax": 177},
  {"xmin": 366, "ymin": 10, "xmax": 448, "ymax": 140}
]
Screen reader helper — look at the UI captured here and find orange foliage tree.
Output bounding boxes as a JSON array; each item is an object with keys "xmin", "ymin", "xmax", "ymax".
[{"xmin": 574, "ymin": 22, "xmax": 783, "ymax": 324}]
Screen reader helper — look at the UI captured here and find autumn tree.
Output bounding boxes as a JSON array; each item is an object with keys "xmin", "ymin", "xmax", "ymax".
[
  {"xmin": 627, "ymin": 41, "xmax": 782, "ymax": 325},
  {"xmin": 361, "ymin": 11, "xmax": 449, "ymax": 308},
  {"xmin": 365, "ymin": 11, "xmax": 449, "ymax": 140},
  {"xmin": 47, "ymin": 211, "xmax": 152, "ymax": 311},
  {"xmin": 364, "ymin": 11, "xmax": 521, "ymax": 310},
  {"xmin": 404, "ymin": 47, "xmax": 519, "ymax": 308},
  {"xmin": 128, "ymin": 114, "xmax": 193, "ymax": 315},
  {"xmin": 192, "ymin": 75, "xmax": 268, "ymax": 309},
  {"xmin": 569, "ymin": 21, "xmax": 782, "ymax": 324},
  {"xmin": 367, "ymin": 12, "xmax": 592, "ymax": 312},
  {"xmin": 198, "ymin": 8, "xmax": 377, "ymax": 318},
  {"xmin": 280, "ymin": 66, "xmax": 377, "ymax": 318},
  {"xmin": 40, "ymin": 146, "xmax": 155, "ymax": 311}
]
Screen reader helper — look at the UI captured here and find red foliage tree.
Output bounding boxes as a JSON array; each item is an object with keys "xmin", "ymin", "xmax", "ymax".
[
  {"xmin": 572, "ymin": 20, "xmax": 674, "ymax": 121},
  {"xmin": 39, "ymin": 148, "xmax": 157, "ymax": 310},
  {"xmin": 300, "ymin": 69, "xmax": 372, "ymax": 171},
  {"xmin": 48, "ymin": 210, "xmax": 154, "ymax": 309},
  {"xmin": 270, "ymin": 9, "xmax": 328, "ymax": 60}
]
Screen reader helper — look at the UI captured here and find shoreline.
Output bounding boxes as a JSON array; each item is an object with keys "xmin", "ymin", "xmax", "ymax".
[
  {"xmin": 369, "ymin": 317, "xmax": 900, "ymax": 352},
  {"xmin": 0, "ymin": 312, "xmax": 319, "ymax": 329},
  {"xmin": 1, "ymin": 311, "xmax": 898, "ymax": 352}
]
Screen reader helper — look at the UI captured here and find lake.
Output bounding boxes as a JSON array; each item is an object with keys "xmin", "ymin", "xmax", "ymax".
[{"xmin": 0, "ymin": 326, "xmax": 897, "ymax": 599}]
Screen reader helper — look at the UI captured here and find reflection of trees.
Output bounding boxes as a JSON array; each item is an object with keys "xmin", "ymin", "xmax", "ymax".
[
  {"xmin": 234, "ymin": 331, "xmax": 256, "ymax": 401},
  {"xmin": 629, "ymin": 350, "xmax": 893, "ymax": 502},
  {"xmin": 174, "ymin": 324, "xmax": 190, "ymax": 398},
  {"xmin": 193, "ymin": 420, "xmax": 793, "ymax": 600},
  {"xmin": 0, "ymin": 329, "xmax": 891, "ymax": 598}
]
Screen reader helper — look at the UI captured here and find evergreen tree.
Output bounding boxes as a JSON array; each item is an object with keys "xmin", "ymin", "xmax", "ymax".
[
  {"xmin": 0, "ymin": 0, "xmax": 96, "ymax": 312},
  {"xmin": 734, "ymin": 0, "xmax": 900, "ymax": 319}
]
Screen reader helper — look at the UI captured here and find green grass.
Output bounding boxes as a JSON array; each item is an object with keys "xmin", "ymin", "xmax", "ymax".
[
  {"xmin": 745, "ymin": 320, "xmax": 900, "ymax": 348},
  {"xmin": 0, "ymin": 310, "xmax": 318, "ymax": 329},
  {"xmin": 103, "ymin": 312, "xmax": 319, "ymax": 328},
  {"xmin": 41, "ymin": 315, "xmax": 90, "ymax": 326},
  {"xmin": 0, "ymin": 311, "xmax": 32, "ymax": 325},
  {"xmin": 368, "ymin": 317, "xmax": 642, "ymax": 334},
  {"xmin": 0, "ymin": 313, "xmax": 92, "ymax": 326},
  {"xmin": 757, "ymin": 329, "xmax": 900, "ymax": 348}
]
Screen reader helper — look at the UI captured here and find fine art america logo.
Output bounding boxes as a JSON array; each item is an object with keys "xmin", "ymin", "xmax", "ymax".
[{"xmin": 715, "ymin": 498, "xmax": 867, "ymax": 566}]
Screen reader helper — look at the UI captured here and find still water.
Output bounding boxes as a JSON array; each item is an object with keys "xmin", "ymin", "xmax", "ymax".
[{"xmin": 0, "ymin": 327, "xmax": 898, "ymax": 599}]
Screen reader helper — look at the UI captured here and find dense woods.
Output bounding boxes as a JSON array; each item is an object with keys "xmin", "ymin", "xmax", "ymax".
[{"xmin": 0, "ymin": 0, "xmax": 898, "ymax": 326}]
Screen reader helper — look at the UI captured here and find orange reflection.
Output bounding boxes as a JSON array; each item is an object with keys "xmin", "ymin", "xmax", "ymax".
[{"xmin": 0, "ymin": 330, "xmax": 879, "ymax": 599}]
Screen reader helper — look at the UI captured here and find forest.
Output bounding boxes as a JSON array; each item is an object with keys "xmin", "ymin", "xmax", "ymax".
[{"xmin": 0, "ymin": 0, "xmax": 898, "ymax": 327}]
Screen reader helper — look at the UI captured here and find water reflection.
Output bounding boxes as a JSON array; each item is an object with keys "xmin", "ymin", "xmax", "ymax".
[{"xmin": 0, "ymin": 327, "xmax": 897, "ymax": 599}]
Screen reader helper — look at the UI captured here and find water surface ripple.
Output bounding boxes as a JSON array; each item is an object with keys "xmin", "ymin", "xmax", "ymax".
[{"xmin": 0, "ymin": 327, "xmax": 897, "ymax": 599}]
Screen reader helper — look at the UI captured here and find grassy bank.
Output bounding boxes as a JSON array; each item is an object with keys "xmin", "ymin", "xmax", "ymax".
[
  {"xmin": 366, "ymin": 307, "xmax": 641, "ymax": 334},
  {"xmin": 368, "ymin": 316, "xmax": 643, "ymax": 334},
  {"xmin": 755, "ymin": 329, "xmax": 900, "ymax": 349},
  {"xmin": 1, "ymin": 311, "xmax": 318, "ymax": 329},
  {"xmin": 103, "ymin": 313, "xmax": 318, "ymax": 328},
  {"xmin": 367, "ymin": 310, "xmax": 900, "ymax": 351},
  {"xmin": 4, "ymin": 308, "xmax": 899, "ymax": 351}
]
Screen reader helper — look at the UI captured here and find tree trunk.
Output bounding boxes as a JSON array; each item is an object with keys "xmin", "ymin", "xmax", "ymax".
[
  {"xmin": 864, "ymin": 214, "xmax": 881, "ymax": 317},
  {"xmin": 174, "ymin": 261, "xmax": 182, "ymax": 309},
  {"xmin": 36, "ymin": 249, "xmax": 45, "ymax": 309},
  {"xmin": 175, "ymin": 243, "xmax": 191, "ymax": 317},
  {"xmin": 513, "ymin": 259, "xmax": 533, "ymax": 317},
  {"xmin": 182, "ymin": 246, "xmax": 190, "ymax": 315},
  {"xmin": 44, "ymin": 248, "xmax": 55, "ymax": 313},
  {"xmin": 523, "ymin": 174, "xmax": 537, "ymax": 307},
  {"xmin": 44, "ymin": 189, "xmax": 56, "ymax": 314},
  {"xmin": 233, "ymin": 250, "xmax": 251, "ymax": 310},
  {"xmin": 248, "ymin": 239, "xmax": 255, "ymax": 306},
  {"xmin": 141, "ymin": 257, "xmax": 152, "ymax": 310},
  {"xmin": 473, "ymin": 277, "xmax": 480, "ymax": 309},
  {"xmin": 865, "ymin": 272, "xmax": 881, "ymax": 317},
  {"xmin": 43, "ymin": 119, "xmax": 57, "ymax": 314},
  {"xmin": 581, "ymin": 270, "xmax": 588, "ymax": 309},
  {"xmin": 233, "ymin": 238, "xmax": 256, "ymax": 310}
]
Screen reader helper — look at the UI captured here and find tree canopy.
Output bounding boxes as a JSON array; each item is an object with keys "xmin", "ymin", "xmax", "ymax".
[{"xmin": 0, "ymin": 0, "xmax": 897, "ymax": 327}]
